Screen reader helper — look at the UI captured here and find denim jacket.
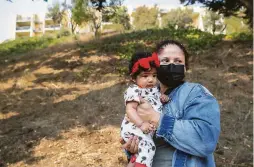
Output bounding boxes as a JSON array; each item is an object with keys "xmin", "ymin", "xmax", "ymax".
[{"xmin": 156, "ymin": 82, "xmax": 220, "ymax": 167}]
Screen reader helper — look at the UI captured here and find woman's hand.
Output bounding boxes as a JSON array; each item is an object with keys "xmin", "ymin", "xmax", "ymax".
[
  {"xmin": 137, "ymin": 98, "xmax": 161, "ymax": 127},
  {"xmin": 160, "ymin": 94, "xmax": 170, "ymax": 103},
  {"xmin": 140, "ymin": 122, "xmax": 151, "ymax": 134},
  {"xmin": 120, "ymin": 136, "xmax": 139, "ymax": 154}
]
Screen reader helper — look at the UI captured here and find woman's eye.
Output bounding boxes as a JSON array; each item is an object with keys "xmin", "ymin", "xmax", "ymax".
[{"xmin": 153, "ymin": 75, "xmax": 157, "ymax": 77}]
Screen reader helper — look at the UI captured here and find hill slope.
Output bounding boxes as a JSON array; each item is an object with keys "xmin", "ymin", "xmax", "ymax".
[{"xmin": 0, "ymin": 38, "xmax": 252, "ymax": 167}]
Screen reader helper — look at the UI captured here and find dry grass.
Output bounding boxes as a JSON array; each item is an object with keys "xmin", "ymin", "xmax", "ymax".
[{"xmin": 0, "ymin": 40, "xmax": 252, "ymax": 167}]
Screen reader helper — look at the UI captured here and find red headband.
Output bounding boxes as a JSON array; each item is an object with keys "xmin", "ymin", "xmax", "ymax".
[{"xmin": 131, "ymin": 52, "xmax": 160, "ymax": 75}]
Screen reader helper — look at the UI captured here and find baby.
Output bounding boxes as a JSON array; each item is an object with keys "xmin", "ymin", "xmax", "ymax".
[{"xmin": 120, "ymin": 52, "xmax": 168, "ymax": 167}]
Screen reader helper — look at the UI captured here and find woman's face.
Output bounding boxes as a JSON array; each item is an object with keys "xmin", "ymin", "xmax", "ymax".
[{"xmin": 158, "ymin": 44, "xmax": 185, "ymax": 67}]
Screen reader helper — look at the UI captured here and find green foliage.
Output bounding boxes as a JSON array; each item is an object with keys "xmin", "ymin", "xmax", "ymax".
[
  {"xmin": 180, "ymin": 0, "xmax": 253, "ymax": 27},
  {"xmin": 47, "ymin": 2, "xmax": 64, "ymax": 25},
  {"xmin": 71, "ymin": 0, "xmax": 90, "ymax": 26},
  {"xmin": 62, "ymin": 0, "xmax": 91, "ymax": 34},
  {"xmin": 132, "ymin": 6, "xmax": 159, "ymax": 30},
  {"xmin": 80, "ymin": 27, "xmax": 224, "ymax": 61},
  {"xmin": 90, "ymin": 0, "xmax": 124, "ymax": 11},
  {"xmin": 225, "ymin": 32, "xmax": 253, "ymax": 41},
  {"xmin": 89, "ymin": 9, "xmax": 103, "ymax": 38},
  {"xmin": 57, "ymin": 28, "xmax": 71, "ymax": 38},
  {"xmin": 0, "ymin": 34, "xmax": 72, "ymax": 57},
  {"xmin": 203, "ymin": 10, "xmax": 225, "ymax": 34},
  {"xmin": 6, "ymin": 0, "xmax": 123, "ymax": 11},
  {"xmin": 103, "ymin": 24, "xmax": 125, "ymax": 32},
  {"xmin": 162, "ymin": 8, "xmax": 197, "ymax": 28},
  {"xmin": 116, "ymin": 66, "xmax": 128, "ymax": 76},
  {"xmin": 102, "ymin": 6, "xmax": 131, "ymax": 30},
  {"xmin": 224, "ymin": 16, "xmax": 251, "ymax": 34}
]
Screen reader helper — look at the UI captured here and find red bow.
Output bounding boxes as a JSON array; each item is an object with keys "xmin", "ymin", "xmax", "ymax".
[{"xmin": 131, "ymin": 52, "xmax": 160, "ymax": 74}]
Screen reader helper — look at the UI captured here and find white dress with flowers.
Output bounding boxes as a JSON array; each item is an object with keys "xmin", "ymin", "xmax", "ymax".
[{"xmin": 121, "ymin": 84, "xmax": 163, "ymax": 167}]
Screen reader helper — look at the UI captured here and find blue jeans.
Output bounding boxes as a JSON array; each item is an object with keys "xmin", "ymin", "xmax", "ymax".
[
  {"xmin": 152, "ymin": 137, "xmax": 174, "ymax": 167},
  {"xmin": 125, "ymin": 137, "xmax": 174, "ymax": 166}
]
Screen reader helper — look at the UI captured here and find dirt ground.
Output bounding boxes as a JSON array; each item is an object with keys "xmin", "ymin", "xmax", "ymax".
[{"xmin": 0, "ymin": 40, "xmax": 252, "ymax": 167}]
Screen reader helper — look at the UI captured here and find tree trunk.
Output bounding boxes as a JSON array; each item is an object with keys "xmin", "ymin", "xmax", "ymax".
[
  {"xmin": 220, "ymin": 24, "xmax": 227, "ymax": 33},
  {"xmin": 212, "ymin": 21, "xmax": 216, "ymax": 34},
  {"xmin": 71, "ymin": 25, "xmax": 75, "ymax": 34},
  {"xmin": 94, "ymin": 27, "xmax": 100, "ymax": 38},
  {"xmin": 71, "ymin": 19, "xmax": 77, "ymax": 34}
]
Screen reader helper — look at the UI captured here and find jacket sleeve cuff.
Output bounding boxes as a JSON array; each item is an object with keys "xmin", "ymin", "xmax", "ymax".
[
  {"xmin": 124, "ymin": 149, "xmax": 132, "ymax": 162},
  {"xmin": 156, "ymin": 114, "xmax": 175, "ymax": 140}
]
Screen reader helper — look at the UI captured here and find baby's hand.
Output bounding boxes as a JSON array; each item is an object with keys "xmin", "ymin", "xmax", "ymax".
[
  {"xmin": 125, "ymin": 114, "xmax": 131, "ymax": 122},
  {"xmin": 140, "ymin": 122, "xmax": 151, "ymax": 134},
  {"xmin": 160, "ymin": 94, "xmax": 169, "ymax": 103},
  {"xmin": 148, "ymin": 123, "xmax": 156, "ymax": 132}
]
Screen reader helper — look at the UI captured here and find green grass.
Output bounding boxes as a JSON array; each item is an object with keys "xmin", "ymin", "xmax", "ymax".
[
  {"xmin": 1, "ymin": 26, "xmax": 251, "ymax": 59},
  {"xmin": 80, "ymin": 26, "xmax": 225, "ymax": 60},
  {"xmin": 0, "ymin": 29, "xmax": 73, "ymax": 57},
  {"xmin": 225, "ymin": 32, "xmax": 253, "ymax": 41},
  {"xmin": 102, "ymin": 24, "xmax": 125, "ymax": 32}
]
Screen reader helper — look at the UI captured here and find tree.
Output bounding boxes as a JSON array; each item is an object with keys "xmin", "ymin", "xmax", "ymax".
[
  {"xmin": 161, "ymin": 8, "xmax": 197, "ymax": 28},
  {"xmin": 71, "ymin": 0, "xmax": 91, "ymax": 34},
  {"xmin": 47, "ymin": 0, "xmax": 90, "ymax": 34},
  {"xmin": 47, "ymin": 2, "xmax": 64, "ymax": 26},
  {"xmin": 89, "ymin": 0, "xmax": 126, "ymax": 37},
  {"xmin": 180, "ymin": 0, "xmax": 253, "ymax": 27},
  {"xmin": 89, "ymin": 9, "xmax": 102, "ymax": 38},
  {"xmin": 71, "ymin": 0, "xmax": 125, "ymax": 37},
  {"xmin": 102, "ymin": 6, "xmax": 131, "ymax": 30},
  {"xmin": 132, "ymin": 5, "xmax": 159, "ymax": 30},
  {"xmin": 224, "ymin": 16, "xmax": 250, "ymax": 34},
  {"xmin": 8, "ymin": 0, "xmax": 125, "ymax": 36},
  {"xmin": 90, "ymin": 0, "xmax": 124, "ymax": 11},
  {"xmin": 203, "ymin": 11, "xmax": 226, "ymax": 34},
  {"xmin": 7, "ymin": 0, "xmax": 124, "ymax": 12}
]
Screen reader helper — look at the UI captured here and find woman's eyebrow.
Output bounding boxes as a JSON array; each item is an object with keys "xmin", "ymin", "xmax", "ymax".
[{"xmin": 160, "ymin": 57, "xmax": 168, "ymax": 60}]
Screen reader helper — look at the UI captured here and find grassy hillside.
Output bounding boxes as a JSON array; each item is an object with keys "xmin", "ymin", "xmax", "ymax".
[
  {"xmin": 0, "ymin": 28, "xmax": 252, "ymax": 167},
  {"xmin": 0, "ymin": 29, "xmax": 74, "ymax": 57},
  {"xmin": 80, "ymin": 27, "xmax": 224, "ymax": 59}
]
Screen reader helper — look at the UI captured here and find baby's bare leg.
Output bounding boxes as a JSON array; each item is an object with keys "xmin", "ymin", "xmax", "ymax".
[{"xmin": 127, "ymin": 161, "xmax": 135, "ymax": 167}]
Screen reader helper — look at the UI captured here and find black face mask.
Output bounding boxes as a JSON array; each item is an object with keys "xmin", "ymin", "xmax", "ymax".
[{"xmin": 157, "ymin": 64, "xmax": 185, "ymax": 88}]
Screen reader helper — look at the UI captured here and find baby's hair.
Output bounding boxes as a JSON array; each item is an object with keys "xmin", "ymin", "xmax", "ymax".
[
  {"xmin": 156, "ymin": 40, "xmax": 189, "ymax": 70},
  {"xmin": 129, "ymin": 51, "xmax": 157, "ymax": 79}
]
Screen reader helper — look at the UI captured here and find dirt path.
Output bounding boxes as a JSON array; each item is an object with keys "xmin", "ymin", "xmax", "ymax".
[{"xmin": 0, "ymin": 40, "xmax": 252, "ymax": 167}]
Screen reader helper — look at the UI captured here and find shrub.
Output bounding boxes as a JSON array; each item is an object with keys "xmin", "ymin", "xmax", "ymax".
[
  {"xmin": 225, "ymin": 32, "xmax": 253, "ymax": 41},
  {"xmin": 0, "ymin": 32, "xmax": 72, "ymax": 57},
  {"xmin": 103, "ymin": 24, "xmax": 125, "ymax": 32},
  {"xmin": 80, "ymin": 26, "xmax": 224, "ymax": 60},
  {"xmin": 57, "ymin": 28, "xmax": 71, "ymax": 38}
]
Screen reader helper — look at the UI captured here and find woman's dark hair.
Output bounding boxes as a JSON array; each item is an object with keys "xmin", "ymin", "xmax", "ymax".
[
  {"xmin": 129, "ymin": 51, "xmax": 157, "ymax": 78},
  {"xmin": 156, "ymin": 40, "xmax": 189, "ymax": 70}
]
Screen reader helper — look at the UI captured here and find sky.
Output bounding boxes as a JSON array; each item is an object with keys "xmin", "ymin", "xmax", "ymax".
[{"xmin": 0, "ymin": 0, "xmax": 186, "ymax": 42}]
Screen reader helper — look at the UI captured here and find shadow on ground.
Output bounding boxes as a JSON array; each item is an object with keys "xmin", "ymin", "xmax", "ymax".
[{"xmin": 0, "ymin": 40, "xmax": 252, "ymax": 167}]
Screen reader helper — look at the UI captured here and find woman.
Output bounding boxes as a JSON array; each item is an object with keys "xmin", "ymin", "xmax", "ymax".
[{"xmin": 122, "ymin": 40, "xmax": 221, "ymax": 167}]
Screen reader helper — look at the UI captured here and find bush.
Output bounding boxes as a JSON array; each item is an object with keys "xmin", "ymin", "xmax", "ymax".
[
  {"xmin": 225, "ymin": 32, "xmax": 253, "ymax": 41},
  {"xmin": 0, "ymin": 37, "xmax": 49, "ymax": 56},
  {"xmin": 57, "ymin": 28, "xmax": 71, "ymax": 38},
  {"xmin": 80, "ymin": 26, "xmax": 224, "ymax": 60},
  {"xmin": 103, "ymin": 24, "xmax": 125, "ymax": 32},
  {"xmin": 0, "ymin": 32, "xmax": 72, "ymax": 57}
]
